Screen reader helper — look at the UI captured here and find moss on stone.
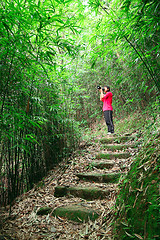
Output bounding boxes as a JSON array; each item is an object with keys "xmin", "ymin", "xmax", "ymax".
[
  {"xmin": 54, "ymin": 186, "xmax": 110, "ymax": 200},
  {"xmin": 37, "ymin": 207, "xmax": 52, "ymax": 215},
  {"xmin": 92, "ymin": 160, "xmax": 114, "ymax": 169},
  {"xmin": 101, "ymin": 144, "xmax": 135, "ymax": 151},
  {"xmin": 54, "ymin": 186, "xmax": 68, "ymax": 197},
  {"xmin": 100, "ymin": 136, "xmax": 131, "ymax": 144},
  {"xmin": 52, "ymin": 205, "xmax": 99, "ymax": 222},
  {"xmin": 96, "ymin": 152, "xmax": 130, "ymax": 160},
  {"xmin": 76, "ymin": 172, "xmax": 121, "ymax": 183}
]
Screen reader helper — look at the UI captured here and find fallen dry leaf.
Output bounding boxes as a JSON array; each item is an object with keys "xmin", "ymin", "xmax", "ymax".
[{"xmin": 0, "ymin": 132, "xmax": 136, "ymax": 240}]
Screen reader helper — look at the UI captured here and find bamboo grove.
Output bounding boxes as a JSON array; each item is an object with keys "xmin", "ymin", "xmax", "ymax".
[
  {"xmin": 0, "ymin": 0, "xmax": 159, "ymax": 206},
  {"xmin": 0, "ymin": 0, "xmax": 82, "ymax": 206}
]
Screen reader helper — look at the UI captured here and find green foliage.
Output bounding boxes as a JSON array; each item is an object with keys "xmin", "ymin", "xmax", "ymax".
[
  {"xmin": 0, "ymin": 0, "xmax": 159, "ymax": 209},
  {"xmin": 0, "ymin": 0, "xmax": 83, "ymax": 206},
  {"xmin": 114, "ymin": 114, "xmax": 160, "ymax": 239},
  {"xmin": 115, "ymin": 112, "xmax": 146, "ymax": 135},
  {"xmin": 70, "ymin": 0, "xmax": 159, "ymax": 125}
]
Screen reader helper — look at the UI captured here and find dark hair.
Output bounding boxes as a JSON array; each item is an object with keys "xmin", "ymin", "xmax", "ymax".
[{"xmin": 106, "ymin": 86, "xmax": 110, "ymax": 91}]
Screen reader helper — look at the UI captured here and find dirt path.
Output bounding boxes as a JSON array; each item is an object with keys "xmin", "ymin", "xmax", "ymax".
[{"xmin": 0, "ymin": 133, "xmax": 136, "ymax": 240}]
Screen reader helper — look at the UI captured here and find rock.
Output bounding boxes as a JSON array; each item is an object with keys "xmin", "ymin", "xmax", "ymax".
[
  {"xmin": 101, "ymin": 144, "xmax": 135, "ymax": 151},
  {"xmin": 37, "ymin": 206, "xmax": 52, "ymax": 215},
  {"xmin": 54, "ymin": 186, "xmax": 111, "ymax": 200},
  {"xmin": 52, "ymin": 204, "xmax": 99, "ymax": 222},
  {"xmin": 100, "ymin": 136, "xmax": 131, "ymax": 144},
  {"xmin": 96, "ymin": 152, "xmax": 130, "ymax": 160},
  {"xmin": 76, "ymin": 172, "xmax": 121, "ymax": 183},
  {"xmin": 92, "ymin": 160, "xmax": 114, "ymax": 169}
]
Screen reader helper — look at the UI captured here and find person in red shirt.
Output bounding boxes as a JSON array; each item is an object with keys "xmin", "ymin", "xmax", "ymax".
[{"xmin": 100, "ymin": 86, "xmax": 114, "ymax": 134}]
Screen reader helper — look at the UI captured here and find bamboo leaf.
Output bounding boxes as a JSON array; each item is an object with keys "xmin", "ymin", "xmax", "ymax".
[{"xmin": 134, "ymin": 233, "xmax": 143, "ymax": 239}]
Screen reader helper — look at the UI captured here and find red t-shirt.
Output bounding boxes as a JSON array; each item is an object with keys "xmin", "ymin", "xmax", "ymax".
[{"xmin": 101, "ymin": 92, "xmax": 113, "ymax": 111}]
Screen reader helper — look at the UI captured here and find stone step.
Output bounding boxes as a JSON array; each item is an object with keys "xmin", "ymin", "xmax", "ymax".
[
  {"xmin": 99, "ymin": 136, "xmax": 132, "ymax": 144},
  {"xmin": 37, "ymin": 205, "xmax": 99, "ymax": 222},
  {"xmin": 100, "ymin": 144, "xmax": 135, "ymax": 151},
  {"xmin": 54, "ymin": 185, "xmax": 111, "ymax": 200},
  {"xmin": 96, "ymin": 152, "xmax": 130, "ymax": 160},
  {"xmin": 37, "ymin": 206, "xmax": 53, "ymax": 215},
  {"xmin": 76, "ymin": 172, "xmax": 121, "ymax": 183},
  {"xmin": 92, "ymin": 160, "xmax": 115, "ymax": 169},
  {"xmin": 53, "ymin": 204, "xmax": 99, "ymax": 222}
]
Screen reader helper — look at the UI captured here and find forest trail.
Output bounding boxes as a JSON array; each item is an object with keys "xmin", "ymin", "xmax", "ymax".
[{"xmin": 0, "ymin": 133, "xmax": 136, "ymax": 240}]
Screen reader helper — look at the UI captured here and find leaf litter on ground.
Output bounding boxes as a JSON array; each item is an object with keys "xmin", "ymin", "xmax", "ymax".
[{"xmin": 0, "ymin": 133, "xmax": 136, "ymax": 240}]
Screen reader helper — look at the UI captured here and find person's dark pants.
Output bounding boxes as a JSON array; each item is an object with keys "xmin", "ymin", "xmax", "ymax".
[{"xmin": 104, "ymin": 110, "xmax": 114, "ymax": 133}]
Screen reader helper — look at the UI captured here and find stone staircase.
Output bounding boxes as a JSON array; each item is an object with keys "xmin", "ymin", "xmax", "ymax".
[{"xmin": 37, "ymin": 134, "xmax": 135, "ymax": 223}]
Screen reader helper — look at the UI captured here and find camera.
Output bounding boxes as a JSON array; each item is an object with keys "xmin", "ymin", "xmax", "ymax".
[{"xmin": 97, "ymin": 86, "xmax": 105, "ymax": 91}]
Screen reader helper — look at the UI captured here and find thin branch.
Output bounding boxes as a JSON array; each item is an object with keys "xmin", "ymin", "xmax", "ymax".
[{"xmin": 99, "ymin": 3, "xmax": 160, "ymax": 92}]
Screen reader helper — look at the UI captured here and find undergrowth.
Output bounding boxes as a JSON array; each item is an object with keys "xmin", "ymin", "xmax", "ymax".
[
  {"xmin": 113, "ymin": 108, "xmax": 160, "ymax": 239},
  {"xmin": 79, "ymin": 104, "xmax": 160, "ymax": 240}
]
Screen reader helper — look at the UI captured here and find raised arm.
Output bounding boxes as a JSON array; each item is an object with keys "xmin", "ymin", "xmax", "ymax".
[{"xmin": 100, "ymin": 88, "xmax": 104, "ymax": 101}]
